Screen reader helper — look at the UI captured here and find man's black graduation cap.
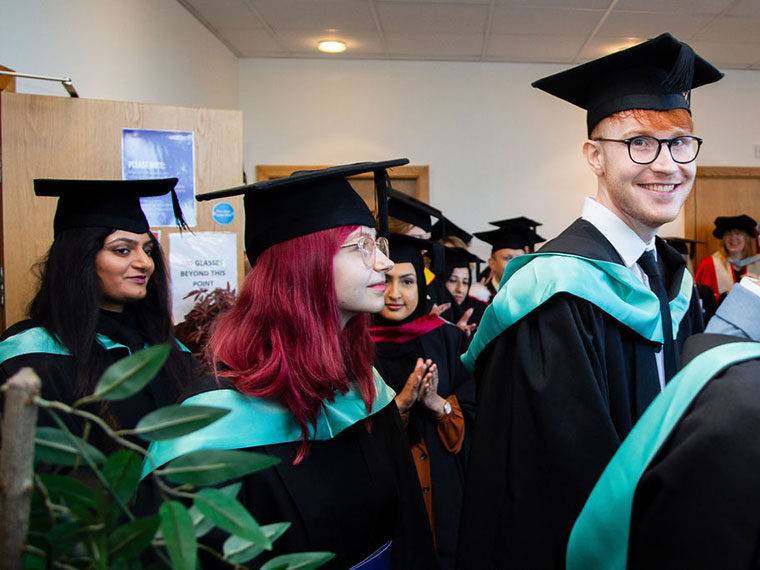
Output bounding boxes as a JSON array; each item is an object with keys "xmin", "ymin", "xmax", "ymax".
[
  {"xmin": 387, "ymin": 189, "xmax": 441, "ymax": 233},
  {"xmin": 475, "ymin": 217, "xmax": 546, "ymax": 253},
  {"xmin": 432, "ymin": 215, "xmax": 473, "ymax": 245},
  {"xmin": 532, "ymin": 32, "xmax": 724, "ymax": 135},
  {"xmin": 663, "ymin": 236, "xmax": 703, "ymax": 259},
  {"xmin": 34, "ymin": 178, "xmax": 187, "ymax": 237},
  {"xmin": 196, "ymin": 158, "xmax": 408, "ymax": 265},
  {"xmin": 712, "ymin": 214, "xmax": 758, "ymax": 239}
]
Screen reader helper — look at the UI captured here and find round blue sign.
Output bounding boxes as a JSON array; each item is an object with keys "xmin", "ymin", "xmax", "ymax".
[{"xmin": 212, "ymin": 202, "xmax": 235, "ymax": 225}]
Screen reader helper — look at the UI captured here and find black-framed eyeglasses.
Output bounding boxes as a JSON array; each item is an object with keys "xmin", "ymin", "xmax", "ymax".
[
  {"xmin": 592, "ymin": 135, "xmax": 703, "ymax": 165},
  {"xmin": 340, "ymin": 236, "xmax": 389, "ymax": 267}
]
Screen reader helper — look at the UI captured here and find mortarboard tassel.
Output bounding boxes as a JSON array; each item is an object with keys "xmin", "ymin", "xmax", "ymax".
[
  {"xmin": 663, "ymin": 41, "xmax": 695, "ymax": 97},
  {"xmin": 170, "ymin": 188, "xmax": 190, "ymax": 232}
]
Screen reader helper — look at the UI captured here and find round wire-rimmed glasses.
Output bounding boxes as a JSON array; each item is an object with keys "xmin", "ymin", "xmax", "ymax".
[
  {"xmin": 592, "ymin": 135, "xmax": 703, "ymax": 165},
  {"xmin": 340, "ymin": 236, "xmax": 389, "ymax": 267}
]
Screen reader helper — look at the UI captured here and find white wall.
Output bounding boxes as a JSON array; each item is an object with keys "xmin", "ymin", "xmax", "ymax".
[
  {"xmin": 0, "ymin": 0, "xmax": 238, "ymax": 110},
  {"xmin": 238, "ymin": 59, "xmax": 760, "ymax": 258}
]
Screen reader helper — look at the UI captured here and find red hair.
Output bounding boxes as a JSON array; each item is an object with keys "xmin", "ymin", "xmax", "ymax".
[
  {"xmin": 206, "ymin": 225, "xmax": 376, "ymax": 463},
  {"xmin": 592, "ymin": 108, "xmax": 694, "ymax": 138}
]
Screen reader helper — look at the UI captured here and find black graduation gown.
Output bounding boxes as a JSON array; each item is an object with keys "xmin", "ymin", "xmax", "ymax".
[
  {"xmin": 374, "ymin": 321, "xmax": 476, "ymax": 570},
  {"xmin": 0, "ymin": 313, "xmax": 195, "ymax": 450},
  {"xmin": 140, "ymin": 375, "xmax": 438, "ymax": 570},
  {"xmin": 456, "ymin": 219, "xmax": 704, "ymax": 570},
  {"xmin": 628, "ymin": 333, "xmax": 760, "ymax": 569}
]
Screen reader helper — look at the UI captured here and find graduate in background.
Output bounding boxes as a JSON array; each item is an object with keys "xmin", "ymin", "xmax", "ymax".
[
  {"xmin": 0, "ymin": 178, "xmax": 197, "ymax": 450},
  {"xmin": 458, "ymin": 33, "xmax": 719, "ymax": 569},
  {"xmin": 371, "ymin": 233, "xmax": 475, "ymax": 570},
  {"xmin": 695, "ymin": 214, "xmax": 760, "ymax": 304},
  {"xmin": 142, "ymin": 161, "xmax": 437, "ymax": 570},
  {"xmin": 472, "ymin": 217, "xmax": 545, "ymax": 299}
]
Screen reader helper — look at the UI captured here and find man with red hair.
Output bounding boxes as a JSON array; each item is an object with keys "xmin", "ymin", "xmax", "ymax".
[{"xmin": 458, "ymin": 33, "xmax": 723, "ymax": 569}]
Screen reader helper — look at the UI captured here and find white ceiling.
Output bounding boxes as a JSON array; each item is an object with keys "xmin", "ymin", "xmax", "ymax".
[{"xmin": 178, "ymin": 0, "xmax": 760, "ymax": 69}]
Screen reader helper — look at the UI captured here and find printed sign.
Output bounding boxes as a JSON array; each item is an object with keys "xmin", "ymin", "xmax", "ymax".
[
  {"xmin": 212, "ymin": 202, "xmax": 235, "ymax": 225},
  {"xmin": 122, "ymin": 129, "xmax": 196, "ymax": 227},
  {"xmin": 169, "ymin": 232, "xmax": 237, "ymax": 324}
]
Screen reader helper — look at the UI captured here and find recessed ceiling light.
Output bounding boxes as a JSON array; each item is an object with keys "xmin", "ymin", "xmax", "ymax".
[{"xmin": 318, "ymin": 40, "xmax": 346, "ymax": 54}]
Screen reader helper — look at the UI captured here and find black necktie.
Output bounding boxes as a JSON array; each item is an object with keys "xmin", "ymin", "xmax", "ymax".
[{"xmin": 638, "ymin": 249, "xmax": 676, "ymax": 382}]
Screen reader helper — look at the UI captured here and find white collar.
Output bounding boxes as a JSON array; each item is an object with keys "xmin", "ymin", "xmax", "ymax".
[{"xmin": 581, "ymin": 197, "xmax": 655, "ymax": 268}]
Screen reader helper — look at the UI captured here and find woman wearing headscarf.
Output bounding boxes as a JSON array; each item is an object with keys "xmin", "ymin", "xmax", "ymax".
[
  {"xmin": 696, "ymin": 215, "xmax": 760, "ymax": 304},
  {"xmin": 371, "ymin": 233, "xmax": 476, "ymax": 570},
  {"xmin": 0, "ymin": 178, "xmax": 197, "ymax": 448},
  {"xmin": 141, "ymin": 161, "xmax": 437, "ymax": 570}
]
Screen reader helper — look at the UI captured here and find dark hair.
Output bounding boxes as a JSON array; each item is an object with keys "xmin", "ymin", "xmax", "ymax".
[{"xmin": 29, "ymin": 227, "xmax": 191, "ymax": 400}]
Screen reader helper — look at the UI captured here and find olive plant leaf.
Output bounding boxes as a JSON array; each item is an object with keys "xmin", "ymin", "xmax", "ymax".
[
  {"xmin": 159, "ymin": 501, "xmax": 197, "ymax": 570},
  {"xmin": 38, "ymin": 473, "xmax": 97, "ymax": 510},
  {"xmin": 102, "ymin": 450, "xmax": 142, "ymax": 504},
  {"xmin": 259, "ymin": 552, "xmax": 336, "ymax": 570},
  {"xmin": 91, "ymin": 344, "xmax": 171, "ymax": 401},
  {"xmin": 108, "ymin": 515, "xmax": 160, "ymax": 560},
  {"xmin": 134, "ymin": 405, "xmax": 230, "ymax": 441},
  {"xmin": 34, "ymin": 427, "xmax": 106, "ymax": 466},
  {"xmin": 159, "ymin": 449, "xmax": 279, "ymax": 486},
  {"xmin": 223, "ymin": 522, "xmax": 291, "ymax": 564},
  {"xmin": 194, "ymin": 488, "xmax": 270, "ymax": 547},
  {"xmin": 188, "ymin": 482, "xmax": 242, "ymax": 538}
]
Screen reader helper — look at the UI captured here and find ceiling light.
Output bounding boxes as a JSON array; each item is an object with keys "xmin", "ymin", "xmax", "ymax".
[{"xmin": 318, "ymin": 40, "xmax": 346, "ymax": 54}]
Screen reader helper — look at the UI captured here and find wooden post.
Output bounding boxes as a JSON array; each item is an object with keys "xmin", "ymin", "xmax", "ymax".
[{"xmin": 0, "ymin": 368, "xmax": 41, "ymax": 570}]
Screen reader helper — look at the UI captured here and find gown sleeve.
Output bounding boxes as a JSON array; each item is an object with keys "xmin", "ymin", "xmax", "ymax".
[{"xmin": 457, "ymin": 293, "xmax": 626, "ymax": 570}]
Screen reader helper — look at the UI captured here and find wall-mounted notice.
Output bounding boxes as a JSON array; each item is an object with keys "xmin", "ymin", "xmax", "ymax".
[
  {"xmin": 169, "ymin": 232, "xmax": 238, "ymax": 324},
  {"xmin": 122, "ymin": 128, "xmax": 196, "ymax": 227}
]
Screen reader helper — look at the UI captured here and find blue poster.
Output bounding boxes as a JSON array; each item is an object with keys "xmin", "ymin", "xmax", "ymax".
[{"xmin": 122, "ymin": 129, "xmax": 196, "ymax": 227}]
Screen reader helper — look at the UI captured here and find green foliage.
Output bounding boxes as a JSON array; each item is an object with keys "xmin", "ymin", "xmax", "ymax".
[
  {"xmin": 91, "ymin": 344, "xmax": 171, "ymax": 401},
  {"xmin": 20, "ymin": 344, "xmax": 335, "ymax": 569},
  {"xmin": 160, "ymin": 448, "xmax": 280, "ymax": 486},
  {"xmin": 34, "ymin": 426, "xmax": 107, "ymax": 466},
  {"xmin": 134, "ymin": 404, "xmax": 230, "ymax": 441}
]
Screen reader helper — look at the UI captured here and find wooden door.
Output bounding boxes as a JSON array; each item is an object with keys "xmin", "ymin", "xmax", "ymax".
[
  {"xmin": 0, "ymin": 92, "xmax": 243, "ymax": 328},
  {"xmin": 683, "ymin": 167, "xmax": 760, "ymax": 265}
]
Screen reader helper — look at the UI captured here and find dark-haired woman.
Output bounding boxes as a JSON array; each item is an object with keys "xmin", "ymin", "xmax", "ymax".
[
  {"xmin": 142, "ymin": 161, "xmax": 437, "ymax": 569},
  {"xmin": 0, "ymin": 179, "xmax": 197, "ymax": 449},
  {"xmin": 371, "ymin": 234, "xmax": 476, "ymax": 570}
]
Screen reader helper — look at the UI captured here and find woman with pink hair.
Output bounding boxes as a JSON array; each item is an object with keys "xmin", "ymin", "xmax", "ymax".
[{"xmin": 144, "ymin": 160, "xmax": 436, "ymax": 570}]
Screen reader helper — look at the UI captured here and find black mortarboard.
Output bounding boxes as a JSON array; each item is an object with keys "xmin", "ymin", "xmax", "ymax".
[
  {"xmin": 387, "ymin": 189, "xmax": 441, "ymax": 233},
  {"xmin": 197, "ymin": 159, "xmax": 408, "ymax": 265},
  {"xmin": 476, "ymin": 217, "xmax": 546, "ymax": 253},
  {"xmin": 34, "ymin": 178, "xmax": 186, "ymax": 237},
  {"xmin": 387, "ymin": 233, "xmax": 432, "ymax": 266},
  {"xmin": 712, "ymin": 215, "xmax": 758, "ymax": 239},
  {"xmin": 532, "ymin": 33, "xmax": 724, "ymax": 135},
  {"xmin": 442, "ymin": 246, "xmax": 483, "ymax": 269},
  {"xmin": 431, "ymin": 216, "xmax": 473, "ymax": 245},
  {"xmin": 663, "ymin": 236, "xmax": 702, "ymax": 259}
]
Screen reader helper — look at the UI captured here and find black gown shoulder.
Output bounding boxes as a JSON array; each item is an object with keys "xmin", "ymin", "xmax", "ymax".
[
  {"xmin": 149, "ymin": 373, "xmax": 438, "ymax": 570},
  {"xmin": 628, "ymin": 333, "xmax": 760, "ymax": 569}
]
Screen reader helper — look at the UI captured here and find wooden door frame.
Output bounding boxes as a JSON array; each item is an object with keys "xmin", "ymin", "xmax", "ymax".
[
  {"xmin": 684, "ymin": 166, "xmax": 760, "ymax": 238},
  {"xmin": 255, "ymin": 164, "xmax": 430, "ymax": 203}
]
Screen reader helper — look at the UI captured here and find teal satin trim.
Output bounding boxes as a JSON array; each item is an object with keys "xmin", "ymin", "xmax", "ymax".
[
  {"xmin": 566, "ymin": 341, "xmax": 760, "ymax": 570},
  {"xmin": 0, "ymin": 327, "xmax": 190, "ymax": 365},
  {"xmin": 0, "ymin": 327, "xmax": 71, "ymax": 361},
  {"xmin": 462, "ymin": 253, "xmax": 693, "ymax": 372},
  {"xmin": 140, "ymin": 369, "xmax": 397, "ymax": 480}
]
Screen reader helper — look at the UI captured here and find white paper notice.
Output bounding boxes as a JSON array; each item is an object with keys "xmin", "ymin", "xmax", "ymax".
[{"xmin": 169, "ymin": 232, "xmax": 238, "ymax": 324}]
